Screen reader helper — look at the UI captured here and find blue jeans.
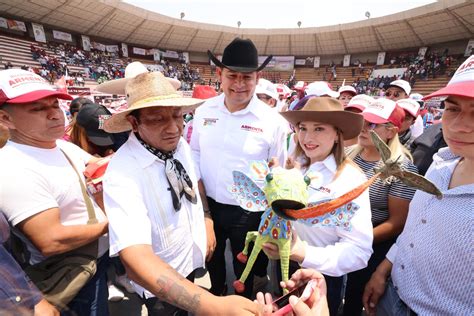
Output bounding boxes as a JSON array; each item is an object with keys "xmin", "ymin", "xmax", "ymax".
[
  {"xmin": 376, "ymin": 279, "xmax": 416, "ymax": 316},
  {"xmin": 63, "ymin": 253, "xmax": 109, "ymax": 316}
]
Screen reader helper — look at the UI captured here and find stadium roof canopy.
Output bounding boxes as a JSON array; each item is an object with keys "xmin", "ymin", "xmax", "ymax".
[{"xmin": 0, "ymin": 0, "xmax": 472, "ymax": 55}]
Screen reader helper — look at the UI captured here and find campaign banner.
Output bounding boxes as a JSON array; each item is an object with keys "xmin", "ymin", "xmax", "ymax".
[
  {"xmin": 133, "ymin": 47, "xmax": 146, "ymax": 55},
  {"xmin": 121, "ymin": 43, "xmax": 128, "ymax": 57},
  {"xmin": 313, "ymin": 56, "xmax": 321, "ymax": 68},
  {"xmin": 32, "ymin": 23, "xmax": 46, "ymax": 43},
  {"xmin": 153, "ymin": 49, "xmax": 161, "ymax": 61},
  {"xmin": 377, "ymin": 52, "xmax": 386, "ymax": 66},
  {"xmin": 343, "ymin": 54, "xmax": 351, "ymax": 67},
  {"xmin": 464, "ymin": 39, "xmax": 474, "ymax": 57},
  {"xmin": 92, "ymin": 42, "xmax": 106, "ymax": 51},
  {"xmin": 295, "ymin": 59, "xmax": 306, "ymax": 65},
  {"xmin": 67, "ymin": 87, "xmax": 91, "ymax": 95},
  {"xmin": 82, "ymin": 35, "xmax": 91, "ymax": 51},
  {"xmin": 0, "ymin": 17, "xmax": 7, "ymax": 29},
  {"xmin": 418, "ymin": 47, "xmax": 428, "ymax": 58},
  {"xmin": 182, "ymin": 52, "xmax": 190, "ymax": 64},
  {"xmin": 162, "ymin": 50, "xmax": 179, "ymax": 59},
  {"xmin": 53, "ymin": 30, "xmax": 72, "ymax": 42},
  {"xmin": 260, "ymin": 56, "xmax": 294, "ymax": 71},
  {"xmin": 106, "ymin": 45, "xmax": 119, "ymax": 53},
  {"xmin": 7, "ymin": 19, "xmax": 27, "ymax": 32}
]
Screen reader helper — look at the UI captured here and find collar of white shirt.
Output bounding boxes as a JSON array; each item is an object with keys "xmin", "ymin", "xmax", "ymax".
[
  {"xmin": 305, "ymin": 154, "xmax": 337, "ymax": 176},
  {"xmin": 127, "ymin": 132, "xmax": 184, "ymax": 169},
  {"xmin": 207, "ymin": 93, "xmax": 268, "ymax": 119}
]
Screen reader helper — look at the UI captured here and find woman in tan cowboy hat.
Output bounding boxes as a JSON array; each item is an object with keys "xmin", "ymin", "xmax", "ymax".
[
  {"xmin": 262, "ymin": 97, "xmax": 373, "ymax": 316},
  {"xmin": 102, "ymin": 71, "xmax": 262, "ymax": 315}
]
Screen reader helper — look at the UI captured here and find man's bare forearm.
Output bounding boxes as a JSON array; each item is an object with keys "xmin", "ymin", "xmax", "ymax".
[
  {"xmin": 120, "ymin": 245, "xmax": 213, "ymax": 314},
  {"xmin": 155, "ymin": 266, "xmax": 202, "ymax": 313},
  {"xmin": 18, "ymin": 207, "xmax": 108, "ymax": 256}
]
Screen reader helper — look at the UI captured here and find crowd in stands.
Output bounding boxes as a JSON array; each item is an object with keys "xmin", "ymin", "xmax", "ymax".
[
  {"xmin": 0, "ymin": 32, "xmax": 472, "ymax": 316},
  {"xmin": 27, "ymin": 42, "xmax": 206, "ymax": 91}
]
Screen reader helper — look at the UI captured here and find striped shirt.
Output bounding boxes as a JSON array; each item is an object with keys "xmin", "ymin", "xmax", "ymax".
[{"xmin": 352, "ymin": 153, "xmax": 418, "ymax": 226}]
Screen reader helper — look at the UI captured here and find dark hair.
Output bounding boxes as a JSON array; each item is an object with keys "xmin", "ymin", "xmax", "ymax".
[
  {"xmin": 128, "ymin": 109, "xmax": 141, "ymax": 122},
  {"xmin": 69, "ymin": 97, "xmax": 92, "ymax": 116}
]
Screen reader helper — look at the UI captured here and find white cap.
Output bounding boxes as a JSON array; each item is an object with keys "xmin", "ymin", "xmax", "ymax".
[
  {"xmin": 389, "ymin": 79, "xmax": 411, "ymax": 95},
  {"xmin": 345, "ymin": 94, "xmax": 374, "ymax": 112},
  {"xmin": 255, "ymin": 78, "xmax": 278, "ymax": 100},
  {"xmin": 338, "ymin": 85, "xmax": 357, "ymax": 96},
  {"xmin": 305, "ymin": 81, "xmax": 339, "ymax": 98},
  {"xmin": 275, "ymin": 83, "xmax": 291, "ymax": 97},
  {"xmin": 397, "ymin": 98, "xmax": 420, "ymax": 118},
  {"xmin": 293, "ymin": 81, "xmax": 306, "ymax": 90},
  {"xmin": 0, "ymin": 69, "xmax": 72, "ymax": 104}
]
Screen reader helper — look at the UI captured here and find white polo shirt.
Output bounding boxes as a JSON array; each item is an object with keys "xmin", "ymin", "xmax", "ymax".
[
  {"xmin": 103, "ymin": 133, "xmax": 206, "ymax": 298},
  {"xmin": 295, "ymin": 154, "xmax": 373, "ymax": 277},
  {"xmin": 190, "ymin": 93, "xmax": 287, "ymax": 206}
]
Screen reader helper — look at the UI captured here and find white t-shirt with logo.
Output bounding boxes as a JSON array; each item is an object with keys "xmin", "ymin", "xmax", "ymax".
[
  {"xmin": 0, "ymin": 140, "xmax": 109, "ymax": 264},
  {"xmin": 190, "ymin": 94, "xmax": 288, "ymax": 205}
]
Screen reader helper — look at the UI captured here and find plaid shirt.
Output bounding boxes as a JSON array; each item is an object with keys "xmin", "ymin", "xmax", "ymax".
[{"xmin": 0, "ymin": 213, "xmax": 42, "ymax": 313}]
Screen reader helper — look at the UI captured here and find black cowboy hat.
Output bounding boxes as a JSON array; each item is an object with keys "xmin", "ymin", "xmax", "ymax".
[{"xmin": 207, "ymin": 37, "xmax": 273, "ymax": 73}]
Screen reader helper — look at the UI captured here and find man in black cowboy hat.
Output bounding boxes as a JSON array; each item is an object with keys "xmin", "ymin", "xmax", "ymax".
[{"xmin": 190, "ymin": 38, "xmax": 287, "ymax": 298}]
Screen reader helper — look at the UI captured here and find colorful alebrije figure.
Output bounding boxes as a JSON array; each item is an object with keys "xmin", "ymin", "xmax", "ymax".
[{"xmin": 229, "ymin": 131, "xmax": 442, "ymax": 294}]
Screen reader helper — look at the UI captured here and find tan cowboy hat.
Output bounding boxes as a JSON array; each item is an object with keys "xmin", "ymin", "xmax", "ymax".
[
  {"xmin": 280, "ymin": 97, "xmax": 363, "ymax": 140},
  {"xmin": 95, "ymin": 61, "xmax": 181, "ymax": 94},
  {"xmin": 104, "ymin": 72, "xmax": 203, "ymax": 133}
]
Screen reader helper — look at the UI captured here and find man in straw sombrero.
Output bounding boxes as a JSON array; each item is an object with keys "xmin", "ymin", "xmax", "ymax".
[
  {"xmin": 102, "ymin": 71, "xmax": 262, "ymax": 315},
  {"xmin": 190, "ymin": 37, "xmax": 288, "ymax": 298}
]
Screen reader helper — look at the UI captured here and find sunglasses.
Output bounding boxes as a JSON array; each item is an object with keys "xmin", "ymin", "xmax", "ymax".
[
  {"xmin": 257, "ymin": 94, "xmax": 272, "ymax": 101},
  {"xmin": 366, "ymin": 122, "xmax": 392, "ymax": 130}
]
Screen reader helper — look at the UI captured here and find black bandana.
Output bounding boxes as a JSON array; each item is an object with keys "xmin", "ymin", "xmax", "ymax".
[{"xmin": 135, "ymin": 133, "xmax": 197, "ymax": 211}]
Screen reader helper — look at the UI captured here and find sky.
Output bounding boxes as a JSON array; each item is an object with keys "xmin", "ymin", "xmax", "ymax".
[{"xmin": 124, "ymin": 0, "xmax": 437, "ymax": 29}]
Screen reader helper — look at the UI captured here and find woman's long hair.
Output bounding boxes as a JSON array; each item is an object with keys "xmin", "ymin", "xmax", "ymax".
[
  {"xmin": 347, "ymin": 124, "xmax": 413, "ymax": 162},
  {"xmin": 69, "ymin": 121, "xmax": 113, "ymax": 157},
  {"xmin": 292, "ymin": 127, "xmax": 355, "ymax": 180}
]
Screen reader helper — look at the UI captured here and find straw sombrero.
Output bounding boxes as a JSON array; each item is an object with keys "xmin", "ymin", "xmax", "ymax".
[
  {"xmin": 280, "ymin": 97, "xmax": 363, "ymax": 140},
  {"xmin": 95, "ymin": 61, "xmax": 181, "ymax": 94},
  {"xmin": 104, "ymin": 72, "xmax": 203, "ymax": 133}
]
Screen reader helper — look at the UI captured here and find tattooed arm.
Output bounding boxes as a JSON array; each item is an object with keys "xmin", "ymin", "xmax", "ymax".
[{"xmin": 119, "ymin": 244, "xmax": 262, "ymax": 315}]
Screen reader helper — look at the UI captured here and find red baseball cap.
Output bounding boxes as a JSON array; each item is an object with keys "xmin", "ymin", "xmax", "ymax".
[
  {"xmin": 0, "ymin": 69, "xmax": 72, "ymax": 104},
  {"xmin": 192, "ymin": 85, "xmax": 217, "ymax": 100},
  {"xmin": 362, "ymin": 98, "xmax": 405, "ymax": 129},
  {"xmin": 424, "ymin": 55, "xmax": 474, "ymax": 100}
]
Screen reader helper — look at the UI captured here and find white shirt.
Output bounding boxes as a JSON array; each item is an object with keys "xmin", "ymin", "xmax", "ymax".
[
  {"xmin": 295, "ymin": 154, "xmax": 373, "ymax": 276},
  {"xmin": 190, "ymin": 93, "xmax": 287, "ymax": 205},
  {"xmin": 103, "ymin": 134, "xmax": 206, "ymax": 298},
  {"xmin": 410, "ymin": 115, "xmax": 424, "ymax": 138},
  {"xmin": 0, "ymin": 140, "xmax": 109, "ymax": 264},
  {"xmin": 386, "ymin": 148, "xmax": 472, "ymax": 315}
]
